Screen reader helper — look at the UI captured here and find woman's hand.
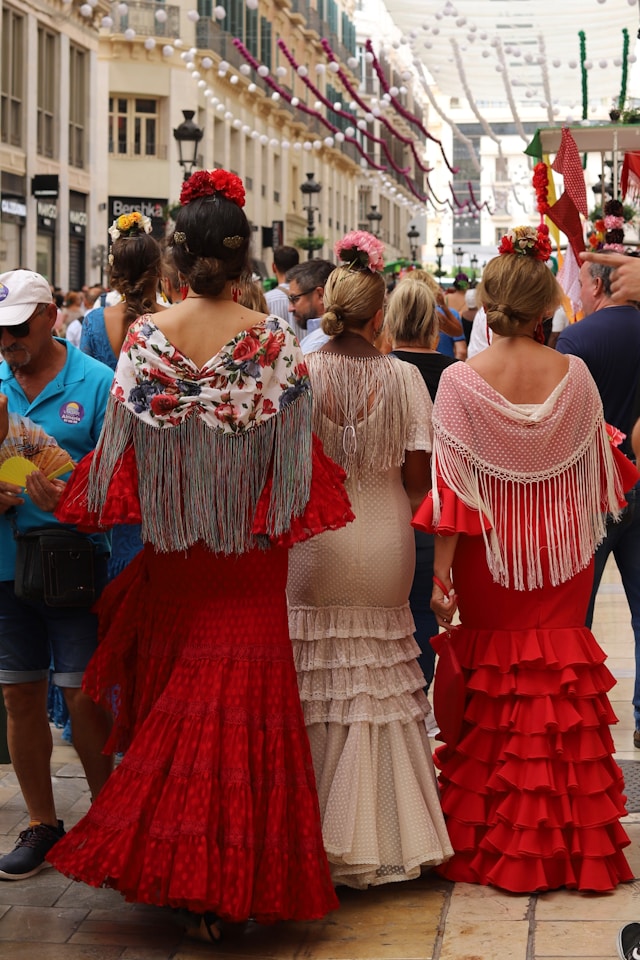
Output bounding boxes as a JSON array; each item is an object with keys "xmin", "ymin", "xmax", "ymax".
[
  {"xmin": 25, "ymin": 472, "xmax": 66, "ymax": 513},
  {"xmin": 0, "ymin": 480, "xmax": 24, "ymax": 514},
  {"xmin": 431, "ymin": 573, "xmax": 458, "ymax": 628}
]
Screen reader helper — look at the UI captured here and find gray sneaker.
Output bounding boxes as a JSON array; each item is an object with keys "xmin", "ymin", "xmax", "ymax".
[
  {"xmin": 617, "ymin": 923, "xmax": 640, "ymax": 960},
  {"xmin": 0, "ymin": 821, "xmax": 65, "ymax": 880}
]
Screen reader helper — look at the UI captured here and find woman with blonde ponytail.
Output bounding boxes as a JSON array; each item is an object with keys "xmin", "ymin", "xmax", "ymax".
[{"xmin": 287, "ymin": 231, "xmax": 453, "ymax": 889}]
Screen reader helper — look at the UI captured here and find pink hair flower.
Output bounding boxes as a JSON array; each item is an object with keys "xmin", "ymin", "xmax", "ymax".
[{"xmin": 334, "ymin": 230, "xmax": 385, "ymax": 272}]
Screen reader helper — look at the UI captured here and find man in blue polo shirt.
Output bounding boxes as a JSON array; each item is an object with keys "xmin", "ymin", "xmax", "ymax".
[{"xmin": 0, "ymin": 269, "xmax": 114, "ymax": 880}]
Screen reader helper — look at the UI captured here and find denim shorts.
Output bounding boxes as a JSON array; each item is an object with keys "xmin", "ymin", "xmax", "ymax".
[{"xmin": 0, "ymin": 566, "xmax": 107, "ymax": 688}]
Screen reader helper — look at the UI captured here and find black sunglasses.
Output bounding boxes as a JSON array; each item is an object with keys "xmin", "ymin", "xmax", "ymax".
[
  {"xmin": 288, "ymin": 289, "xmax": 314, "ymax": 305},
  {"xmin": 0, "ymin": 304, "xmax": 47, "ymax": 338}
]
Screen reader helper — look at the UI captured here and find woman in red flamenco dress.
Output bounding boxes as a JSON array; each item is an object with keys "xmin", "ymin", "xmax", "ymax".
[
  {"xmin": 414, "ymin": 226, "xmax": 639, "ymax": 893},
  {"xmin": 46, "ymin": 171, "xmax": 352, "ymax": 940}
]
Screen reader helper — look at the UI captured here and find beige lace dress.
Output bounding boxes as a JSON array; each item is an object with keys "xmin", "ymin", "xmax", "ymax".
[{"xmin": 287, "ymin": 351, "xmax": 453, "ymax": 888}]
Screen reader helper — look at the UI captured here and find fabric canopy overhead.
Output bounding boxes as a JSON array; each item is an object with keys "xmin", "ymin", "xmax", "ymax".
[{"xmin": 382, "ymin": 0, "xmax": 640, "ymax": 123}]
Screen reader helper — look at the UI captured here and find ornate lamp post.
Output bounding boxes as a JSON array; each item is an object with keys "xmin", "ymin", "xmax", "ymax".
[
  {"xmin": 366, "ymin": 204, "xmax": 383, "ymax": 236},
  {"xmin": 300, "ymin": 172, "xmax": 322, "ymax": 260},
  {"xmin": 173, "ymin": 110, "xmax": 204, "ymax": 181},
  {"xmin": 407, "ymin": 223, "xmax": 420, "ymax": 262},
  {"xmin": 435, "ymin": 237, "xmax": 445, "ymax": 284}
]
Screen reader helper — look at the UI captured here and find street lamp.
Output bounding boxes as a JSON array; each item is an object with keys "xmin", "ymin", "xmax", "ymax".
[
  {"xmin": 454, "ymin": 245, "xmax": 465, "ymax": 268},
  {"xmin": 173, "ymin": 109, "xmax": 204, "ymax": 181},
  {"xmin": 300, "ymin": 172, "xmax": 322, "ymax": 260},
  {"xmin": 435, "ymin": 237, "xmax": 445, "ymax": 284},
  {"xmin": 366, "ymin": 204, "xmax": 383, "ymax": 236},
  {"xmin": 407, "ymin": 223, "xmax": 420, "ymax": 262}
]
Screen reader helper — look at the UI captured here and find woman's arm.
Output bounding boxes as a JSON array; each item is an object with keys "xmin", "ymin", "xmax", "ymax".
[
  {"xmin": 632, "ymin": 417, "xmax": 640, "ymax": 465},
  {"xmin": 402, "ymin": 449, "xmax": 431, "ymax": 514},
  {"xmin": 431, "ymin": 533, "xmax": 459, "ymax": 627}
]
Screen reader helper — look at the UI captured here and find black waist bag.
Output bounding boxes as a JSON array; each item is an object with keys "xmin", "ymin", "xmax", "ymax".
[{"xmin": 14, "ymin": 528, "xmax": 98, "ymax": 607}]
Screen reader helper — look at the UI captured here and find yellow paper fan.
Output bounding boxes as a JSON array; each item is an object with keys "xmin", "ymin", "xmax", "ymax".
[{"xmin": 0, "ymin": 456, "xmax": 39, "ymax": 487}]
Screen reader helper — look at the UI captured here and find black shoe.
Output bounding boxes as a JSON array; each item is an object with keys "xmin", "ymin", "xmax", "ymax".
[
  {"xmin": 634, "ymin": 730, "xmax": 640, "ymax": 749},
  {"xmin": 0, "ymin": 820, "xmax": 65, "ymax": 880},
  {"xmin": 618, "ymin": 923, "xmax": 640, "ymax": 960}
]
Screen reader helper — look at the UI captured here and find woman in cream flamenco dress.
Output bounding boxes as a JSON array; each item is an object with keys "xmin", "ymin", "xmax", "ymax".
[{"xmin": 287, "ymin": 232, "xmax": 453, "ymax": 889}]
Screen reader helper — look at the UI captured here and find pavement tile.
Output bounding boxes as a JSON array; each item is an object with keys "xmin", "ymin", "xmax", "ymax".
[
  {"xmin": 534, "ymin": 920, "xmax": 623, "ymax": 957},
  {"xmin": 439, "ymin": 918, "xmax": 528, "ymax": 960},
  {"xmin": 0, "ymin": 904, "xmax": 88, "ymax": 942}
]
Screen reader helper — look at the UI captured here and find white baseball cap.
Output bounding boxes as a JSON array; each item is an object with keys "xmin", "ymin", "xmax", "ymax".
[{"xmin": 0, "ymin": 270, "xmax": 53, "ymax": 326}]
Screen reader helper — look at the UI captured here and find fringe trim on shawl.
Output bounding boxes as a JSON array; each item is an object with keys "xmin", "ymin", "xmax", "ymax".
[
  {"xmin": 307, "ymin": 353, "xmax": 410, "ymax": 479},
  {"xmin": 432, "ymin": 415, "xmax": 624, "ymax": 591},
  {"xmin": 87, "ymin": 392, "xmax": 312, "ymax": 554}
]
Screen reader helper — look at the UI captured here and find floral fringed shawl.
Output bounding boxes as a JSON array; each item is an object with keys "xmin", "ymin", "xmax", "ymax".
[
  {"xmin": 84, "ymin": 314, "xmax": 312, "ymax": 554},
  {"xmin": 431, "ymin": 355, "xmax": 626, "ymax": 590}
]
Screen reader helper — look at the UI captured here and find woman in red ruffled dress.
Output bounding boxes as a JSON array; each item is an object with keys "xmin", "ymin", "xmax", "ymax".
[
  {"xmin": 46, "ymin": 170, "xmax": 352, "ymax": 939},
  {"xmin": 415, "ymin": 225, "xmax": 639, "ymax": 893}
]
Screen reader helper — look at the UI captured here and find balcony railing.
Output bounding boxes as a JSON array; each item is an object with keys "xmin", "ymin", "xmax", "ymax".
[{"xmin": 109, "ymin": 1, "xmax": 180, "ymax": 37}]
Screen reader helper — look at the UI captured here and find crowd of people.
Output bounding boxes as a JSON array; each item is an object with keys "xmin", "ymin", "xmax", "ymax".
[{"xmin": 0, "ymin": 172, "xmax": 639, "ymax": 954}]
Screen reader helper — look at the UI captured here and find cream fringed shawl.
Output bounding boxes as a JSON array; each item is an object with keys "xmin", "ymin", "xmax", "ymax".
[
  {"xmin": 84, "ymin": 314, "xmax": 312, "ymax": 554},
  {"xmin": 431, "ymin": 355, "xmax": 624, "ymax": 590},
  {"xmin": 305, "ymin": 352, "xmax": 432, "ymax": 478}
]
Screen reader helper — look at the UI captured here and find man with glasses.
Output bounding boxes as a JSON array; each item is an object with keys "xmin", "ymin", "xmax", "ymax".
[
  {"xmin": 0, "ymin": 270, "xmax": 114, "ymax": 880},
  {"xmin": 285, "ymin": 259, "xmax": 334, "ymax": 350}
]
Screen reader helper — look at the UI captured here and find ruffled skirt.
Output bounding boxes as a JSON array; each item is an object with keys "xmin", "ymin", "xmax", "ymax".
[
  {"xmin": 287, "ymin": 471, "xmax": 453, "ymax": 888},
  {"xmin": 47, "ymin": 544, "xmax": 339, "ymax": 923},
  {"xmin": 433, "ymin": 533, "xmax": 632, "ymax": 893}
]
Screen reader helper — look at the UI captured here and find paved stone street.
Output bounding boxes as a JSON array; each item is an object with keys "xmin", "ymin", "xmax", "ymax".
[{"xmin": 0, "ymin": 557, "xmax": 639, "ymax": 959}]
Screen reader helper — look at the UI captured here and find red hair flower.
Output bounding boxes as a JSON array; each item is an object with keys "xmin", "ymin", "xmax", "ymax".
[
  {"xmin": 180, "ymin": 169, "xmax": 246, "ymax": 208},
  {"xmin": 498, "ymin": 225, "xmax": 551, "ymax": 262}
]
